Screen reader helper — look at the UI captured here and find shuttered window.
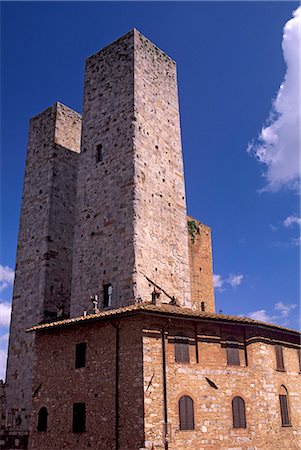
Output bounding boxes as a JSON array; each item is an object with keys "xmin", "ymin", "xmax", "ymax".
[
  {"xmin": 75, "ymin": 343, "xmax": 86, "ymax": 369},
  {"xmin": 297, "ymin": 349, "xmax": 301, "ymax": 373},
  {"xmin": 38, "ymin": 407, "xmax": 48, "ymax": 432},
  {"xmin": 275, "ymin": 345, "xmax": 285, "ymax": 371},
  {"xmin": 232, "ymin": 396, "xmax": 246, "ymax": 428},
  {"xmin": 226, "ymin": 342, "xmax": 240, "ymax": 366},
  {"xmin": 73, "ymin": 403, "xmax": 86, "ymax": 433},
  {"xmin": 279, "ymin": 386, "xmax": 291, "ymax": 426},
  {"xmin": 179, "ymin": 396, "xmax": 194, "ymax": 430},
  {"xmin": 175, "ymin": 334, "xmax": 190, "ymax": 363}
]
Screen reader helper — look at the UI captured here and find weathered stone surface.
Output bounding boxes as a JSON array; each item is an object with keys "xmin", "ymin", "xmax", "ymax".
[
  {"xmin": 70, "ymin": 29, "xmax": 191, "ymax": 317},
  {"xmin": 4, "ymin": 103, "xmax": 81, "ymax": 434}
]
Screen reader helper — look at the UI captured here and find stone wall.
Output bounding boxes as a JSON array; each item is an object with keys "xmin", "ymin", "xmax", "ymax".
[
  {"xmin": 71, "ymin": 29, "xmax": 191, "ymax": 316},
  {"xmin": 28, "ymin": 319, "xmax": 145, "ymax": 450},
  {"xmin": 143, "ymin": 317, "xmax": 301, "ymax": 450},
  {"xmin": 4, "ymin": 103, "xmax": 81, "ymax": 437},
  {"xmin": 27, "ymin": 311, "xmax": 300, "ymax": 450}
]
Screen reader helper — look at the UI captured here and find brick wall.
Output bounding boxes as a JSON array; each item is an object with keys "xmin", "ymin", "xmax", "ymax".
[
  {"xmin": 28, "ymin": 312, "xmax": 300, "ymax": 450},
  {"xmin": 187, "ymin": 217, "xmax": 215, "ymax": 313}
]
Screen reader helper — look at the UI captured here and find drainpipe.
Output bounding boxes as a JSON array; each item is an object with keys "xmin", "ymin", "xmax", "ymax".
[
  {"xmin": 161, "ymin": 320, "xmax": 170, "ymax": 450},
  {"xmin": 111, "ymin": 321, "xmax": 120, "ymax": 450}
]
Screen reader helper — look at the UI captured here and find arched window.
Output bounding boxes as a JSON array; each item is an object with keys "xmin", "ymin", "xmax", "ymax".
[
  {"xmin": 175, "ymin": 333, "xmax": 190, "ymax": 363},
  {"xmin": 279, "ymin": 385, "xmax": 291, "ymax": 426},
  {"xmin": 38, "ymin": 407, "xmax": 48, "ymax": 432},
  {"xmin": 179, "ymin": 396, "xmax": 194, "ymax": 430},
  {"xmin": 226, "ymin": 340, "xmax": 240, "ymax": 366},
  {"xmin": 232, "ymin": 396, "xmax": 246, "ymax": 428}
]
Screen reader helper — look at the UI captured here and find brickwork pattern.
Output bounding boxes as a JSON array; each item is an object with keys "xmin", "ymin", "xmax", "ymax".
[
  {"xmin": 27, "ymin": 314, "xmax": 301, "ymax": 450},
  {"xmin": 187, "ymin": 217, "xmax": 215, "ymax": 312}
]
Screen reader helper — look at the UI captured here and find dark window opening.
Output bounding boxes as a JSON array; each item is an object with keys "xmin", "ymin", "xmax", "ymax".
[
  {"xmin": 226, "ymin": 341, "xmax": 240, "ymax": 366},
  {"xmin": 103, "ymin": 284, "xmax": 113, "ymax": 308},
  {"xmin": 38, "ymin": 407, "xmax": 48, "ymax": 432},
  {"xmin": 232, "ymin": 396, "xmax": 246, "ymax": 429},
  {"xmin": 298, "ymin": 349, "xmax": 301, "ymax": 373},
  {"xmin": 96, "ymin": 144, "xmax": 103, "ymax": 163},
  {"xmin": 275, "ymin": 345, "xmax": 285, "ymax": 371},
  {"xmin": 73, "ymin": 403, "xmax": 86, "ymax": 433},
  {"xmin": 201, "ymin": 301, "xmax": 205, "ymax": 312},
  {"xmin": 175, "ymin": 333, "xmax": 190, "ymax": 363},
  {"xmin": 279, "ymin": 386, "xmax": 291, "ymax": 426},
  {"xmin": 179, "ymin": 396, "xmax": 194, "ymax": 430},
  {"xmin": 75, "ymin": 342, "xmax": 86, "ymax": 369}
]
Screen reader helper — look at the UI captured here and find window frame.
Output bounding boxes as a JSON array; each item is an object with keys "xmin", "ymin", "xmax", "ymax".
[
  {"xmin": 275, "ymin": 344, "xmax": 285, "ymax": 372},
  {"xmin": 103, "ymin": 283, "xmax": 113, "ymax": 308},
  {"xmin": 179, "ymin": 395, "xmax": 195, "ymax": 431},
  {"xmin": 226, "ymin": 340, "xmax": 240, "ymax": 366},
  {"xmin": 37, "ymin": 407, "xmax": 48, "ymax": 432},
  {"xmin": 279, "ymin": 386, "xmax": 291, "ymax": 427},
  {"xmin": 232, "ymin": 396, "xmax": 247, "ymax": 429},
  {"xmin": 174, "ymin": 333, "xmax": 190, "ymax": 363},
  {"xmin": 75, "ymin": 342, "xmax": 86, "ymax": 369},
  {"xmin": 73, "ymin": 403, "xmax": 86, "ymax": 433}
]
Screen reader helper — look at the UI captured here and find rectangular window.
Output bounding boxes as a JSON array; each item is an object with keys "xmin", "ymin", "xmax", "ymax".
[
  {"xmin": 226, "ymin": 343, "xmax": 240, "ymax": 366},
  {"xmin": 96, "ymin": 144, "xmax": 103, "ymax": 162},
  {"xmin": 175, "ymin": 336, "xmax": 190, "ymax": 363},
  {"xmin": 75, "ymin": 343, "xmax": 86, "ymax": 369},
  {"xmin": 275, "ymin": 345, "xmax": 285, "ymax": 371},
  {"xmin": 298, "ymin": 349, "xmax": 301, "ymax": 373},
  {"xmin": 73, "ymin": 403, "xmax": 86, "ymax": 433},
  {"xmin": 201, "ymin": 301, "xmax": 205, "ymax": 312},
  {"xmin": 103, "ymin": 284, "xmax": 113, "ymax": 308},
  {"xmin": 279, "ymin": 395, "xmax": 290, "ymax": 426}
]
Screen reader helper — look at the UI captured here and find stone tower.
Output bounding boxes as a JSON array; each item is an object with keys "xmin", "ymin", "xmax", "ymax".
[
  {"xmin": 71, "ymin": 29, "xmax": 191, "ymax": 316},
  {"xmin": 4, "ymin": 103, "xmax": 81, "ymax": 434}
]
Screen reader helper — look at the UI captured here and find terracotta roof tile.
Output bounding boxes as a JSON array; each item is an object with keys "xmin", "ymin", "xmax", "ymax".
[{"xmin": 26, "ymin": 302, "xmax": 300, "ymax": 335}]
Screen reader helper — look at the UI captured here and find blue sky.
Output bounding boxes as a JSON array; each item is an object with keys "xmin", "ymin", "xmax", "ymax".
[{"xmin": 0, "ymin": 2, "xmax": 300, "ymax": 380}]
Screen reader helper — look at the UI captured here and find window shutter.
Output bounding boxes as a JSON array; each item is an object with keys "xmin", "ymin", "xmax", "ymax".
[
  {"xmin": 279, "ymin": 395, "xmax": 290, "ymax": 426},
  {"xmin": 179, "ymin": 396, "xmax": 194, "ymax": 430},
  {"xmin": 298, "ymin": 349, "xmax": 301, "ymax": 373},
  {"xmin": 227, "ymin": 343, "xmax": 240, "ymax": 366},
  {"xmin": 175, "ymin": 336, "xmax": 190, "ymax": 363},
  {"xmin": 232, "ymin": 397, "xmax": 246, "ymax": 428},
  {"xmin": 275, "ymin": 345, "xmax": 285, "ymax": 371}
]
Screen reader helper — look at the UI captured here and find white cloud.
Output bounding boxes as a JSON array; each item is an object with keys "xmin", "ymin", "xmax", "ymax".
[
  {"xmin": 213, "ymin": 274, "xmax": 224, "ymax": 289},
  {"xmin": 247, "ymin": 6, "xmax": 300, "ymax": 192},
  {"xmin": 247, "ymin": 301, "xmax": 297, "ymax": 326},
  {"xmin": 283, "ymin": 215, "xmax": 301, "ymax": 227},
  {"xmin": 214, "ymin": 273, "xmax": 244, "ymax": 291},
  {"xmin": 0, "ymin": 302, "xmax": 12, "ymax": 327},
  {"xmin": 274, "ymin": 301, "xmax": 297, "ymax": 318},
  {"xmin": 248, "ymin": 309, "xmax": 273, "ymax": 323},
  {"xmin": 227, "ymin": 274, "xmax": 244, "ymax": 288},
  {"xmin": 0, "ymin": 265, "xmax": 15, "ymax": 292}
]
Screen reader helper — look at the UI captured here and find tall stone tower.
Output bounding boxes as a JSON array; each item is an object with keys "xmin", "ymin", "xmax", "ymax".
[
  {"xmin": 71, "ymin": 29, "xmax": 191, "ymax": 316},
  {"xmin": 4, "ymin": 103, "xmax": 81, "ymax": 434}
]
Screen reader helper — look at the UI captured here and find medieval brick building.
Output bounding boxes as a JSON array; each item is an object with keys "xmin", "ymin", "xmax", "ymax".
[{"xmin": 1, "ymin": 30, "xmax": 300, "ymax": 450}]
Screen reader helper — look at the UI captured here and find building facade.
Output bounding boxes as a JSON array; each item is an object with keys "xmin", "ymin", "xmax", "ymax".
[{"xmin": 1, "ymin": 30, "xmax": 300, "ymax": 450}]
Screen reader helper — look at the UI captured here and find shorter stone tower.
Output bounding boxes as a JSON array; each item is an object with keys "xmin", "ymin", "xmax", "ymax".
[{"xmin": 4, "ymin": 103, "xmax": 81, "ymax": 437}]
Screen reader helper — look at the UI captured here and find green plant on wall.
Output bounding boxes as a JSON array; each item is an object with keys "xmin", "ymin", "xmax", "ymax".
[{"xmin": 188, "ymin": 219, "xmax": 199, "ymax": 243}]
